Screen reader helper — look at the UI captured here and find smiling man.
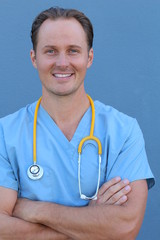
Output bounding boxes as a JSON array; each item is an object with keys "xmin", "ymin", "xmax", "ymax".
[{"xmin": 0, "ymin": 7, "xmax": 154, "ymax": 240}]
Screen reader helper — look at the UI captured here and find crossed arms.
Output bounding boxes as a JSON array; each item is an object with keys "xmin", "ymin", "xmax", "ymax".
[{"xmin": 0, "ymin": 178, "xmax": 148, "ymax": 240}]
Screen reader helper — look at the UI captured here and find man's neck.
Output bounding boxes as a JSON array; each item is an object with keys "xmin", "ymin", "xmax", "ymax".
[{"xmin": 41, "ymin": 90, "xmax": 90, "ymax": 141}]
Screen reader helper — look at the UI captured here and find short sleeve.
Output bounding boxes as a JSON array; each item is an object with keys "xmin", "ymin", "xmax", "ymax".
[
  {"xmin": 107, "ymin": 119, "xmax": 155, "ymax": 189},
  {"xmin": 0, "ymin": 124, "xmax": 18, "ymax": 191}
]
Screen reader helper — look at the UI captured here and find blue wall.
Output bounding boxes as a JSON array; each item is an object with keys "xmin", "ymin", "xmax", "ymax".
[{"xmin": 0, "ymin": 1, "xmax": 159, "ymax": 238}]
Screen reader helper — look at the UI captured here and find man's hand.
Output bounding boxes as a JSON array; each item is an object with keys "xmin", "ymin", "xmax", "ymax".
[{"xmin": 89, "ymin": 177, "xmax": 131, "ymax": 206}]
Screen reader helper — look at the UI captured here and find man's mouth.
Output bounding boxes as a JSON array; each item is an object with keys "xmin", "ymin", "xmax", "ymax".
[{"xmin": 53, "ymin": 73, "xmax": 73, "ymax": 78}]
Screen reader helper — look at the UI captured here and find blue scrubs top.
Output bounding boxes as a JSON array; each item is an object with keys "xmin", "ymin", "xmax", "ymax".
[{"xmin": 0, "ymin": 100, "xmax": 155, "ymax": 206}]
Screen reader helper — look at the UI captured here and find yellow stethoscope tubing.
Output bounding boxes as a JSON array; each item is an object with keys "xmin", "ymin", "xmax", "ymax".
[
  {"xmin": 33, "ymin": 97, "xmax": 42, "ymax": 164},
  {"xmin": 78, "ymin": 136, "xmax": 102, "ymax": 155},
  {"xmin": 78, "ymin": 95, "xmax": 102, "ymax": 155}
]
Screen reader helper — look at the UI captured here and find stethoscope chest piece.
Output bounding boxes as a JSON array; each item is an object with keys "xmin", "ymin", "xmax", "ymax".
[{"xmin": 27, "ymin": 164, "xmax": 43, "ymax": 180}]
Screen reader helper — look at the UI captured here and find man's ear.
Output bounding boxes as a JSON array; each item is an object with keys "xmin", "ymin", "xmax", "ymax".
[
  {"xmin": 87, "ymin": 48, "xmax": 94, "ymax": 69},
  {"xmin": 30, "ymin": 49, "xmax": 37, "ymax": 69}
]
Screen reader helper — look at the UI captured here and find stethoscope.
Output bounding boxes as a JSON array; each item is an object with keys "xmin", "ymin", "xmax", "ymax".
[{"xmin": 27, "ymin": 95, "xmax": 102, "ymax": 200}]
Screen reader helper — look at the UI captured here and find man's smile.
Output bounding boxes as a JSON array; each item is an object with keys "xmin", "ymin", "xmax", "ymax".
[{"xmin": 53, "ymin": 73, "xmax": 73, "ymax": 78}]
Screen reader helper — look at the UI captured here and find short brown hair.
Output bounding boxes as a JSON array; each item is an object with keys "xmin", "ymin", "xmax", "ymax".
[{"xmin": 31, "ymin": 7, "xmax": 94, "ymax": 51}]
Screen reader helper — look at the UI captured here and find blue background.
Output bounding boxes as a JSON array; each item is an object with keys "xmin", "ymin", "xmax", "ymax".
[{"xmin": 0, "ymin": 1, "xmax": 159, "ymax": 239}]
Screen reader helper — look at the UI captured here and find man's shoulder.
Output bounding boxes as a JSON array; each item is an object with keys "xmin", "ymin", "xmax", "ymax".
[
  {"xmin": 94, "ymin": 100, "xmax": 140, "ymax": 143},
  {"xmin": 95, "ymin": 100, "xmax": 135, "ymax": 126},
  {"xmin": 0, "ymin": 101, "xmax": 37, "ymax": 130}
]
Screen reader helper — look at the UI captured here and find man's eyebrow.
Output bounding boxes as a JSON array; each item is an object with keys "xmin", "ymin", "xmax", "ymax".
[
  {"xmin": 68, "ymin": 45, "xmax": 82, "ymax": 49},
  {"xmin": 43, "ymin": 45, "xmax": 56, "ymax": 49},
  {"xmin": 43, "ymin": 45, "xmax": 82, "ymax": 49}
]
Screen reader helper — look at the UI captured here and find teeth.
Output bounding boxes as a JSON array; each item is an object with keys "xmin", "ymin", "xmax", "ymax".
[{"xmin": 54, "ymin": 74, "xmax": 72, "ymax": 78}]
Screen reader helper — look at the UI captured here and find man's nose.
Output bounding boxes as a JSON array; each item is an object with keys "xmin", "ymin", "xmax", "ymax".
[{"xmin": 56, "ymin": 53, "xmax": 69, "ymax": 68}]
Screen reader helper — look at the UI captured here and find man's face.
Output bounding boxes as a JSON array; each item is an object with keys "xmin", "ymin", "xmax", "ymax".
[{"xmin": 31, "ymin": 18, "xmax": 93, "ymax": 97}]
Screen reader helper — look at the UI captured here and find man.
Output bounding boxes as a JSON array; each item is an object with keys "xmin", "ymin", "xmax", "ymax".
[{"xmin": 0, "ymin": 7, "xmax": 154, "ymax": 239}]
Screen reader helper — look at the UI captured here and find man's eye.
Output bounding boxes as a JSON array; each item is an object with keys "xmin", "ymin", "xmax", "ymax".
[
  {"xmin": 47, "ymin": 50, "xmax": 55, "ymax": 54},
  {"xmin": 69, "ymin": 49, "xmax": 78, "ymax": 54}
]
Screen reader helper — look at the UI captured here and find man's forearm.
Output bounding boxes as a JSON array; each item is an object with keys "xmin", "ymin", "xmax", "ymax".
[
  {"xmin": 32, "ymin": 202, "xmax": 134, "ymax": 240},
  {"xmin": 0, "ymin": 213, "xmax": 69, "ymax": 240},
  {"xmin": 13, "ymin": 180, "xmax": 147, "ymax": 240},
  {"xmin": 13, "ymin": 199, "xmax": 137, "ymax": 240}
]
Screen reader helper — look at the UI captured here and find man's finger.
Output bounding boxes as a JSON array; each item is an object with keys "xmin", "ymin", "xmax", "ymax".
[
  {"xmin": 98, "ymin": 177, "xmax": 121, "ymax": 196},
  {"xmin": 114, "ymin": 195, "xmax": 128, "ymax": 205},
  {"xmin": 97, "ymin": 179, "xmax": 130, "ymax": 204},
  {"xmin": 107, "ymin": 185, "xmax": 131, "ymax": 205}
]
